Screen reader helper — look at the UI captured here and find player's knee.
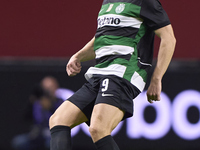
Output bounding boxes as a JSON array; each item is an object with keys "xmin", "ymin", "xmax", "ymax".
[
  {"xmin": 49, "ymin": 113, "xmax": 64, "ymax": 129},
  {"xmin": 89, "ymin": 126, "xmax": 100, "ymax": 137},
  {"xmin": 49, "ymin": 113, "xmax": 57, "ymax": 129},
  {"xmin": 89, "ymin": 125, "xmax": 109, "ymax": 138},
  {"xmin": 49, "ymin": 111, "xmax": 80, "ymax": 129}
]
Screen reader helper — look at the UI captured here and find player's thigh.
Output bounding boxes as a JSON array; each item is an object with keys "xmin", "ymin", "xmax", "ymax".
[
  {"xmin": 90, "ymin": 103, "xmax": 124, "ymax": 133},
  {"xmin": 49, "ymin": 100, "xmax": 88, "ymax": 129}
]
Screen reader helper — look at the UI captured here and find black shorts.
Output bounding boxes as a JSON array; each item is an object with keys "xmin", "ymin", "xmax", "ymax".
[{"xmin": 68, "ymin": 75, "xmax": 141, "ymax": 125}]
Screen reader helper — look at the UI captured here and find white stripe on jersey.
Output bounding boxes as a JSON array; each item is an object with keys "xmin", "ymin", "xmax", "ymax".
[
  {"xmin": 97, "ymin": 14, "xmax": 143, "ymax": 29},
  {"xmin": 138, "ymin": 57, "xmax": 152, "ymax": 66},
  {"xmin": 95, "ymin": 45, "xmax": 134, "ymax": 59},
  {"xmin": 85, "ymin": 64, "xmax": 126, "ymax": 80},
  {"xmin": 130, "ymin": 72, "xmax": 145, "ymax": 92}
]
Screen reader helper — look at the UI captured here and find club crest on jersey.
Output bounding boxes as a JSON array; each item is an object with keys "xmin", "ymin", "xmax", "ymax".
[{"xmin": 115, "ymin": 3, "xmax": 125, "ymax": 14}]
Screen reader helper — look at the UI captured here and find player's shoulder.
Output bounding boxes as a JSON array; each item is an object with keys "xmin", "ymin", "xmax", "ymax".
[
  {"xmin": 141, "ymin": 0, "xmax": 162, "ymax": 7},
  {"xmin": 141, "ymin": 0, "xmax": 164, "ymax": 13}
]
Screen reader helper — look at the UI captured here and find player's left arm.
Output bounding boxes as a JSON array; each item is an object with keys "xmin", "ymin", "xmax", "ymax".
[{"xmin": 147, "ymin": 24, "xmax": 176, "ymax": 103}]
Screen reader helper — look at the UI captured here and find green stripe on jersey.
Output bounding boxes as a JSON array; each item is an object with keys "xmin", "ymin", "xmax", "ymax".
[
  {"xmin": 123, "ymin": 52, "xmax": 138, "ymax": 81},
  {"xmin": 123, "ymin": 23, "xmax": 148, "ymax": 83},
  {"xmin": 99, "ymin": 2, "xmax": 141, "ymax": 18},
  {"xmin": 94, "ymin": 35, "xmax": 136, "ymax": 51},
  {"xmin": 123, "ymin": 53, "xmax": 147, "ymax": 83}
]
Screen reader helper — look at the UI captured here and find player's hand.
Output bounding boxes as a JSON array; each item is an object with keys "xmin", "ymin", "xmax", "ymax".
[
  {"xmin": 66, "ymin": 56, "xmax": 82, "ymax": 76},
  {"xmin": 146, "ymin": 78, "xmax": 162, "ymax": 103}
]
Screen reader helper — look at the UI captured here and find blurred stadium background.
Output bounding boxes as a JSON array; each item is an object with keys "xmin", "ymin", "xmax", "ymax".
[{"xmin": 0, "ymin": 0, "xmax": 200, "ymax": 150}]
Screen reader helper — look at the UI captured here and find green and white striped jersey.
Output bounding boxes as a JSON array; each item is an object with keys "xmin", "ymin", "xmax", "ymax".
[{"xmin": 85, "ymin": 0, "xmax": 170, "ymax": 92}]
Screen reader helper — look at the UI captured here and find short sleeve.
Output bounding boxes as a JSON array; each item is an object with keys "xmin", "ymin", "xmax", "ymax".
[{"xmin": 140, "ymin": 0, "xmax": 171, "ymax": 30}]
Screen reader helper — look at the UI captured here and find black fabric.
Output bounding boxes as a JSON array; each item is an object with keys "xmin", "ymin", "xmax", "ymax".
[
  {"xmin": 137, "ymin": 26, "xmax": 155, "ymax": 68},
  {"xmin": 68, "ymin": 82, "xmax": 98, "ymax": 125},
  {"xmin": 140, "ymin": 0, "xmax": 171, "ymax": 30},
  {"xmin": 50, "ymin": 125, "xmax": 71, "ymax": 150},
  {"xmin": 96, "ymin": 54, "xmax": 132, "ymax": 65},
  {"xmin": 95, "ymin": 26, "xmax": 139, "ymax": 39},
  {"xmin": 94, "ymin": 135, "xmax": 120, "ymax": 150},
  {"xmin": 68, "ymin": 75, "xmax": 141, "ymax": 126}
]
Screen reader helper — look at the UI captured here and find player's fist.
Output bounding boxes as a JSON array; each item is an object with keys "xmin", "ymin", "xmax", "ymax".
[
  {"xmin": 146, "ymin": 78, "xmax": 161, "ymax": 103},
  {"xmin": 66, "ymin": 56, "xmax": 82, "ymax": 76}
]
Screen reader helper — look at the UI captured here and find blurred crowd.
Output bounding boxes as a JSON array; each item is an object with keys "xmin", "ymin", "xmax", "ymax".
[{"xmin": 11, "ymin": 76, "xmax": 74, "ymax": 150}]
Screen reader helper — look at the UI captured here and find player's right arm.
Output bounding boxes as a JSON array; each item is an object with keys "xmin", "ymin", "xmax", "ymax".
[{"xmin": 66, "ymin": 37, "xmax": 96, "ymax": 76}]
